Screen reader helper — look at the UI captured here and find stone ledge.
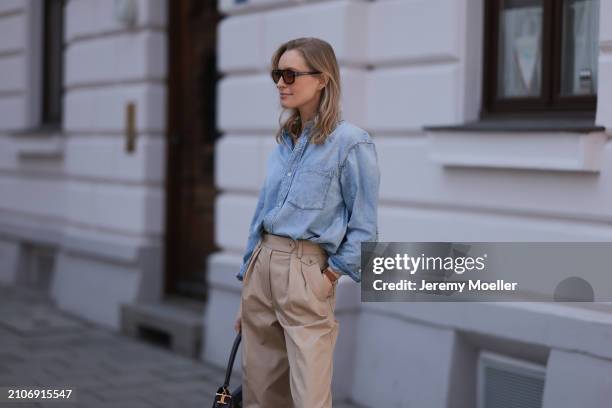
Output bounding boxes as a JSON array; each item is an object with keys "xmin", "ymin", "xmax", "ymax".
[
  {"xmin": 120, "ymin": 301, "xmax": 203, "ymax": 358},
  {"xmin": 8, "ymin": 129, "xmax": 66, "ymax": 159},
  {"xmin": 426, "ymin": 130, "xmax": 608, "ymax": 172}
]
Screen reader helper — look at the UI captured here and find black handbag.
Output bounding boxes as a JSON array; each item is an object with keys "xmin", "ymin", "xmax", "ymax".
[{"xmin": 212, "ymin": 331, "xmax": 243, "ymax": 407}]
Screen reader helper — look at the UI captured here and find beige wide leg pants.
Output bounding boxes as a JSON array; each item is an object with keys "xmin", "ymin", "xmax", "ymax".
[{"xmin": 240, "ymin": 232, "xmax": 340, "ymax": 408}]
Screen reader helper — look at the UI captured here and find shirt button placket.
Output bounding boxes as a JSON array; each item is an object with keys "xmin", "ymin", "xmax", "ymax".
[{"xmin": 273, "ymin": 136, "xmax": 306, "ymax": 225}]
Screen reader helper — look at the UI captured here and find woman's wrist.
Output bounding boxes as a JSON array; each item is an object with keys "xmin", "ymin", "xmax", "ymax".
[{"xmin": 324, "ymin": 266, "xmax": 342, "ymax": 282}]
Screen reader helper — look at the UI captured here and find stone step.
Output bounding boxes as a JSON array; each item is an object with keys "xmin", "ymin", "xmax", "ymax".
[{"xmin": 120, "ymin": 299, "xmax": 204, "ymax": 358}]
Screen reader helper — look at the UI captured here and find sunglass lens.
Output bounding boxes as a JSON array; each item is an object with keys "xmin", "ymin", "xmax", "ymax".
[
  {"xmin": 272, "ymin": 69, "xmax": 296, "ymax": 84},
  {"xmin": 283, "ymin": 70, "xmax": 295, "ymax": 84},
  {"xmin": 271, "ymin": 70, "xmax": 281, "ymax": 83}
]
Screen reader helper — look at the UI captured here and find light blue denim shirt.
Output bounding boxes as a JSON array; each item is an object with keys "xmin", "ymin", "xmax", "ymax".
[{"xmin": 236, "ymin": 119, "xmax": 380, "ymax": 283}]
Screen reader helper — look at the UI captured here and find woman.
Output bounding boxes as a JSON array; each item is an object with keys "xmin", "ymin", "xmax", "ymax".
[{"xmin": 233, "ymin": 37, "xmax": 380, "ymax": 408}]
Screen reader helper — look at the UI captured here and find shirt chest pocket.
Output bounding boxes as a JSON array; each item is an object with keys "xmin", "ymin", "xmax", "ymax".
[{"xmin": 287, "ymin": 167, "xmax": 334, "ymax": 210}]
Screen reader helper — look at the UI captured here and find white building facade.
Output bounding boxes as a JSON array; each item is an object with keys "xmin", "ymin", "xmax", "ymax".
[{"xmin": 1, "ymin": 0, "xmax": 611, "ymax": 407}]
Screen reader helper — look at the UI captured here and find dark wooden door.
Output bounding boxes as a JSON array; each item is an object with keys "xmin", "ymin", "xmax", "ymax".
[{"xmin": 165, "ymin": 0, "xmax": 221, "ymax": 300}]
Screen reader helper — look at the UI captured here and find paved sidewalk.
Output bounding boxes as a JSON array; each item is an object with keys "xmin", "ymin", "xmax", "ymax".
[{"xmin": 0, "ymin": 284, "xmax": 363, "ymax": 408}]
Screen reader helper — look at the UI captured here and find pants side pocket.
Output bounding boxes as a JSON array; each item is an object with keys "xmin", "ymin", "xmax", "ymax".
[{"xmin": 243, "ymin": 241, "xmax": 263, "ymax": 286}]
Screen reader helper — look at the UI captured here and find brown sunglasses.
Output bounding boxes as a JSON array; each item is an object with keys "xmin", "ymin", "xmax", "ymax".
[{"xmin": 271, "ymin": 69, "xmax": 321, "ymax": 85}]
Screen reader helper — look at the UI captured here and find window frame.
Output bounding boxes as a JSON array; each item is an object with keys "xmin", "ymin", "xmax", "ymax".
[
  {"xmin": 482, "ymin": 0, "xmax": 598, "ymax": 117},
  {"xmin": 40, "ymin": 0, "xmax": 65, "ymax": 129}
]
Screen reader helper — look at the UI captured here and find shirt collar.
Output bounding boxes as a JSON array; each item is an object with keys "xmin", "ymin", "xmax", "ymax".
[
  {"xmin": 282, "ymin": 120, "xmax": 315, "ymax": 146},
  {"xmin": 303, "ymin": 119, "xmax": 315, "ymax": 132},
  {"xmin": 282, "ymin": 118, "xmax": 345, "ymax": 143}
]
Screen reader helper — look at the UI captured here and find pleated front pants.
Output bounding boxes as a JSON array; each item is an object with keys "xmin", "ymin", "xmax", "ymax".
[{"xmin": 240, "ymin": 232, "xmax": 340, "ymax": 408}]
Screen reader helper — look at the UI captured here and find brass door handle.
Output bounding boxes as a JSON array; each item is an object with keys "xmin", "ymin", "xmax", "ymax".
[{"xmin": 125, "ymin": 102, "xmax": 137, "ymax": 153}]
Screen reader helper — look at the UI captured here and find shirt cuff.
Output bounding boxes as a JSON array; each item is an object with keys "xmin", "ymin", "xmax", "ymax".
[{"xmin": 327, "ymin": 257, "xmax": 362, "ymax": 283}]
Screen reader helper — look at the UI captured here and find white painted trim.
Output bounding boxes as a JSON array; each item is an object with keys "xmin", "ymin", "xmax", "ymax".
[
  {"xmin": 427, "ymin": 131, "xmax": 609, "ymax": 172},
  {"xmin": 366, "ymin": 301, "xmax": 612, "ymax": 362},
  {"xmin": 13, "ymin": 134, "xmax": 65, "ymax": 158},
  {"xmin": 0, "ymin": 208, "xmax": 161, "ymax": 264}
]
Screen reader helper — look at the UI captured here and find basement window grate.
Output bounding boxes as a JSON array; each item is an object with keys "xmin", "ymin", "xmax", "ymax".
[
  {"xmin": 137, "ymin": 325, "xmax": 172, "ymax": 349},
  {"xmin": 478, "ymin": 351, "xmax": 546, "ymax": 408}
]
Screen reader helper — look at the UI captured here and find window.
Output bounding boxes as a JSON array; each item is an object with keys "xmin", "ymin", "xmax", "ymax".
[
  {"xmin": 40, "ymin": 0, "xmax": 64, "ymax": 128},
  {"xmin": 483, "ymin": 0, "xmax": 600, "ymax": 115}
]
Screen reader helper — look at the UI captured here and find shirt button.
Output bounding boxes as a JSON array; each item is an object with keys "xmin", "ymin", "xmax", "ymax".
[{"xmin": 287, "ymin": 172, "xmax": 292, "ymax": 176}]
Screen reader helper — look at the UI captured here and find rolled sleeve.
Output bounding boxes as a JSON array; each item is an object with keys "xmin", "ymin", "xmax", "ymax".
[
  {"xmin": 327, "ymin": 140, "xmax": 380, "ymax": 283},
  {"xmin": 236, "ymin": 185, "xmax": 266, "ymax": 282}
]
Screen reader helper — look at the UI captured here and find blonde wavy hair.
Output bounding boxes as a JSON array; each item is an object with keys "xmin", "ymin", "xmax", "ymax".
[{"xmin": 271, "ymin": 37, "xmax": 342, "ymax": 145}]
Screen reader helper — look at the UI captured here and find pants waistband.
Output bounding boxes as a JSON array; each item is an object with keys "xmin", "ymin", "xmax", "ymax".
[{"xmin": 261, "ymin": 233, "xmax": 326, "ymax": 259}]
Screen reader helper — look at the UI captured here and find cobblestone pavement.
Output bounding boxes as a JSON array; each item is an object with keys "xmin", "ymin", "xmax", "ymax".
[{"xmin": 0, "ymin": 284, "xmax": 364, "ymax": 408}]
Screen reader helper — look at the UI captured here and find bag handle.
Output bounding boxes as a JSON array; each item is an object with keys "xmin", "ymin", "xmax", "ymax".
[{"xmin": 223, "ymin": 331, "xmax": 241, "ymax": 387}]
